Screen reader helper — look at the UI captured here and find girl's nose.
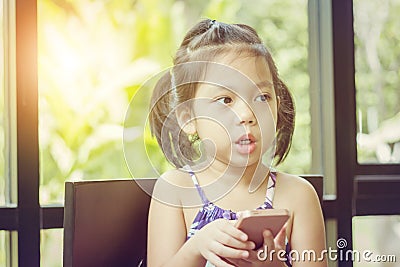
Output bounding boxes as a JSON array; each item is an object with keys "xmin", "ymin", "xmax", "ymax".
[
  {"xmin": 236, "ymin": 101, "xmax": 256, "ymax": 125},
  {"xmin": 240, "ymin": 118, "xmax": 255, "ymax": 125}
]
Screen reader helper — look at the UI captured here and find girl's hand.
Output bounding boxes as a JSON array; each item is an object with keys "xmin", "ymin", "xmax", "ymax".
[
  {"xmin": 225, "ymin": 225, "xmax": 288, "ymax": 267},
  {"xmin": 190, "ymin": 219, "xmax": 256, "ymax": 267}
]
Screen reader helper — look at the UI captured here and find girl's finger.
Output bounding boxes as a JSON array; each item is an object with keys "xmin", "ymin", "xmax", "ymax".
[
  {"xmin": 274, "ymin": 224, "xmax": 287, "ymax": 250},
  {"xmin": 262, "ymin": 229, "xmax": 275, "ymax": 251},
  {"xmin": 223, "ymin": 220, "xmax": 250, "ymax": 242},
  {"xmin": 209, "ymin": 240, "xmax": 250, "ymax": 259},
  {"xmin": 215, "ymin": 230, "xmax": 255, "ymax": 250}
]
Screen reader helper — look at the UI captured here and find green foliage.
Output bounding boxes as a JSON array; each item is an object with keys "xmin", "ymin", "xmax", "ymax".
[
  {"xmin": 38, "ymin": 0, "xmax": 311, "ymax": 210},
  {"xmin": 354, "ymin": 0, "xmax": 400, "ymax": 163},
  {"xmin": 0, "ymin": 4, "xmax": 5, "ymax": 206}
]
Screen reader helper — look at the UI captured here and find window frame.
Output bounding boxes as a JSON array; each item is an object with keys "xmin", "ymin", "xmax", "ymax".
[
  {"xmin": 331, "ymin": 1, "xmax": 400, "ymax": 267},
  {"xmin": 0, "ymin": 1, "xmax": 399, "ymax": 267},
  {"xmin": 13, "ymin": 0, "xmax": 40, "ymax": 266}
]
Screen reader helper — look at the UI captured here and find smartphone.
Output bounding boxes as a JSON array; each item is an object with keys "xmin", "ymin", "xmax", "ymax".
[{"xmin": 235, "ymin": 209, "xmax": 289, "ymax": 248}]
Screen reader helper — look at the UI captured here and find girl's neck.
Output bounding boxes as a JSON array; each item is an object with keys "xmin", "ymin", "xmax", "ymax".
[{"xmin": 198, "ymin": 158, "xmax": 270, "ymax": 190}]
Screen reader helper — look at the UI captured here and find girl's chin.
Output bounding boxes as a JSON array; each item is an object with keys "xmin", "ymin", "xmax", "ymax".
[
  {"xmin": 202, "ymin": 147, "xmax": 264, "ymax": 168},
  {"xmin": 225, "ymin": 156, "xmax": 261, "ymax": 168}
]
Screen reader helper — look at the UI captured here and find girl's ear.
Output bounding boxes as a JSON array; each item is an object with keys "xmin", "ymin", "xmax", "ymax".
[
  {"xmin": 276, "ymin": 95, "xmax": 280, "ymax": 110},
  {"xmin": 175, "ymin": 106, "xmax": 196, "ymax": 135}
]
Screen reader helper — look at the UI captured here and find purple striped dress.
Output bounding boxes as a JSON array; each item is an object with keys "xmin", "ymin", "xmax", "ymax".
[{"xmin": 185, "ymin": 169, "xmax": 292, "ymax": 267}]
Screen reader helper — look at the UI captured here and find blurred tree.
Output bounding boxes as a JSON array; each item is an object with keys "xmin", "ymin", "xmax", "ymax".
[
  {"xmin": 0, "ymin": 0, "xmax": 6, "ymax": 207},
  {"xmin": 354, "ymin": 0, "xmax": 400, "ymax": 163},
  {"xmin": 38, "ymin": 0, "xmax": 310, "ymax": 206}
]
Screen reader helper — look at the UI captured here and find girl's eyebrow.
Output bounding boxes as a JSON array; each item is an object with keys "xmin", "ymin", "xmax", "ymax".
[
  {"xmin": 255, "ymin": 80, "xmax": 274, "ymax": 89},
  {"xmin": 204, "ymin": 80, "xmax": 273, "ymax": 94},
  {"xmin": 215, "ymin": 80, "xmax": 273, "ymax": 91}
]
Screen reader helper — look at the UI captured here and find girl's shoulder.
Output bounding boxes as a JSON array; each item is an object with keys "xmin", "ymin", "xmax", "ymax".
[
  {"xmin": 152, "ymin": 168, "xmax": 202, "ymax": 207},
  {"xmin": 151, "ymin": 168, "xmax": 193, "ymax": 205},
  {"xmin": 157, "ymin": 168, "xmax": 194, "ymax": 187},
  {"xmin": 274, "ymin": 172, "xmax": 320, "ymax": 205},
  {"xmin": 276, "ymin": 172, "xmax": 315, "ymax": 186}
]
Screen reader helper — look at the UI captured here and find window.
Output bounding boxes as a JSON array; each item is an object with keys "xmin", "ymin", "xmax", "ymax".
[
  {"xmin": 352, "ymin": 2, "xmax": 400, "ymax": 263},
  {"xmin": 38, "ymin": 0, "xmax": 312, "ymax": 204},
  {"xmin": 354, "ymin": 0, "xmax": 400, "ymax": 164},
  {"xmin": 331, "ymin": 1, "xmax": 400, "ymax": 267},
  {"xmin": 0, "ymin": 2, "xmax": 7, "ymax": 267},
  {"xmin": 353, "ymin": 216, "xmax": 399, "ymax": 267},
  {"xmin": 1, "ymin": 0, "xmax": 5, "ymax": 207}
]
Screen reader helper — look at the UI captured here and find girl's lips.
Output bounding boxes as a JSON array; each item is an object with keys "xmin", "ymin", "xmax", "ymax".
[
  {"xmin": 235, "ymin": 134, "xmax": 256, "ymax": 144},
  {"xmin": 235, "ymin": 134, "xmax": 256, "ymax": 154}
]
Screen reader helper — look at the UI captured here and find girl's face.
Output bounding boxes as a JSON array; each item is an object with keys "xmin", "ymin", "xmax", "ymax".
[{"xmin": 190, "ymin": 52, "xmax": 278, "ymax": 168}]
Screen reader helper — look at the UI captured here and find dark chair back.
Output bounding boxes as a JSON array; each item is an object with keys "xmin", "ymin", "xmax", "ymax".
[
  {"xmin": 63, "ymin": 178, "xmax": 156, "ymax": 267},
  {"xmin": 301, "ymin": 175, "xmax": 324, "ymax": 206}
]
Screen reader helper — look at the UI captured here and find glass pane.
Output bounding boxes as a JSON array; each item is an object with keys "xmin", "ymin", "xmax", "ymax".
[
  {"xmin": 326, "ymin": 219, "xmax": 338, "ymax": 267},
  {"xmin": 40, "ymin": 229, "xmax": 63, "ymax": 267},
  {"xmin": 0, "ymin": 0, "xmax": 5, "ymax": 206},
  {"xmin": 0, "ymin": 231, "xmax": 16, "ymax": 267},
  {"xmin": 0, "ymin": 231, "xmax": 6, "ymax": 267},
  {"xmin": 354, "ymin": 0, "xmax": 400, "ymax": 164},
  {"xmin": 38, "ymin": 0, "xmax": 310, "ymax": 204},
  {"xmin": 241, "ymin": 0, "xmax": 310, "ymax": 175},
  {"xmin": 353, "ymin": 216, "xmax": 399, "ymax": 266}
]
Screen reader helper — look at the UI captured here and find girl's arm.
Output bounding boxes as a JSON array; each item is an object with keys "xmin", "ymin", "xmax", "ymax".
[
  {"xmin": 290, "ymin": 179, "xmax": 327, "ymax": 267},
  {"xmin": 147, "ymin": 193, "xmax": 206, "ymax": 267}
]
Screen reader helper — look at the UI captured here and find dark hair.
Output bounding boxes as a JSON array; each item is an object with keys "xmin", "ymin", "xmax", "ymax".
[{"xmin": 149, "ymin": 19, "xmax": 295, "ymax": 168}]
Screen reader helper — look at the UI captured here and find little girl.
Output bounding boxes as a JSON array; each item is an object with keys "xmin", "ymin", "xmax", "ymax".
[{"xmin": 147, "ymin": 19, "xmax": 326, "ymax": 267}]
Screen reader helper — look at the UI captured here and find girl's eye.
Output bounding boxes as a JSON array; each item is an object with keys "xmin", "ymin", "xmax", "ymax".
[
  {"xmin": 216, "ymin": 96, "xmax": 233, "ymax": 105},
  {"xmin": 255, "ymin": 94, "xmax": 271, "ymax": 102}
]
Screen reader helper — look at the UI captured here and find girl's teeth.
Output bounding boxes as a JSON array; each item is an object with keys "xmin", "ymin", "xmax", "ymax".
[{"xmin": 240, "ymin": 139, "xmax": 251, "ymax": 145}]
